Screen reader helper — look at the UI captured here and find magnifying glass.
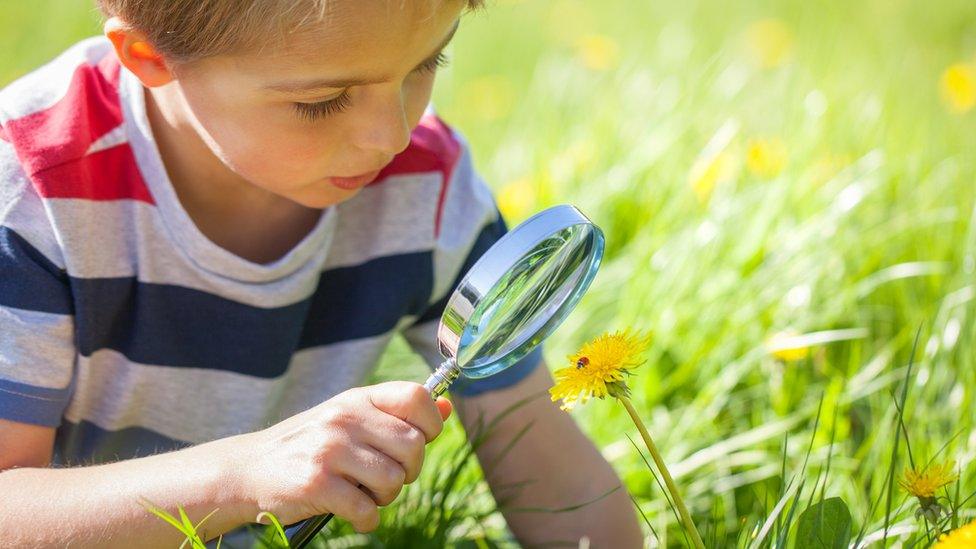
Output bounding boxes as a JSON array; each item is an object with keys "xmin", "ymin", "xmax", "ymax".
[{"xmin": 287, "ymin": 204, "xmax": 605, "ymax": 548}]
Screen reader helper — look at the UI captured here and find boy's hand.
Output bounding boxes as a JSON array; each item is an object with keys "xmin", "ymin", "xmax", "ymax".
[{"xmin": 233, "ymin": 382, "xmax": 452, "ymax": 532}]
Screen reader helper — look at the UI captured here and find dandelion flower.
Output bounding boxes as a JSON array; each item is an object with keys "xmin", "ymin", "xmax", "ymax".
[
  {"xmin": 940, "ymin": 63, "xmax": 976, "ymax": 114},
  {"xmin": 460, "ymin": 74, "xmax": 516, "ymax": 121},
  {"xmin": 551, "ymin": 329, "xmax": 704, "ymax": 548},
  {"xmin": 746, "ymin": 138, "xmax": 788, "ymax": 178},
  {"xmin": 549, "ymin": 330, "xmax": 650, "ymax": 410},
  {"xmin": 576, "ymin": 34, "xmax": 620, "ymax": 71},
  {"xmin": 497, "ymin": 177, "xmax": 537, "ymax": 221},
  {"xmin": 745, "ymin": 18, "xmax": 794, "ymax": 69},
  {"xmin": 899, "ymin": 460, "xmax": 958, "ymax": 499},
  {"xmin": 935, "ymin": 519, "xmax": 976, "ymax": 548},
  {"xmin": 765, "ymin": 331, "xmax": 811, "ymax": 362}
]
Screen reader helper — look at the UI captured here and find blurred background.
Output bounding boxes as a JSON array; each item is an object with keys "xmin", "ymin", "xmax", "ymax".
[{"xmin": 3, "ymin": 0, "xmax": 976, "ymax": 546}]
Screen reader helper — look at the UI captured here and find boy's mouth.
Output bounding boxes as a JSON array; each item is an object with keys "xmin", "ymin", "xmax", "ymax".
[{"xmin": 327, "ymin": 169, "xmax": 383, "ymax": 190}]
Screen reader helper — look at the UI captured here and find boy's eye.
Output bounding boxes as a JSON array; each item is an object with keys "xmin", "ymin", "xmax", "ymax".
[
  {"xmin": 292, "ymin": 91, "xmax": 352, "ymax": 122},
  {"xmin": 290, "ymin": 53, "xmax": 449, "ymax": 122},
  {"xmin": 418, "ymin": 52, "xmax": 450, "ymax": 74}
]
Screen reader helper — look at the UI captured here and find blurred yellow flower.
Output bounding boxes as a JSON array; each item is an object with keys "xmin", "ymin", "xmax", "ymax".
[
  {"xmin": 688, "ymin": 120, "xmax": 740, "ymax": 203},
  {"xmin": 809, "ymin": 152, "xmax": 851, "ymax": 187},
  {"xmin": 576, "ymin": 34, "xmax": 620, "ymax": 71},
  {"xmin": 459, "ymin": 75, "xmax": 516, "ymax": 121},
  {"xmin": 745, "ymin": 18, "xmax": 794, "ymax": 69},
  {"xmin": 940, "ymin": 63, "xmax": 976, "ymax": 114},
  {"xmin": 935, "ymin": 519, "xmax": 976, "ymax": 548},
  {"xmin": 689, "ymin": 151, "xmax": 736, "ymax": 202},
  {"xmin": 765, "ymin": 331, "xmax": 810, "ymax": 362},
  {"xmin": 746, "ymin": 138, "xmax": 788, "ymax": 178},
  {"xmin": 900, "ymin": 460, "xmax": 958, "ymax": 499},
  {"xmin": 496, "ymin": 177, "xmax": 537, "ymax": 221},
  {"xmin": 549, "ymin": 330, "xmax": 650, "ymax": 410}
]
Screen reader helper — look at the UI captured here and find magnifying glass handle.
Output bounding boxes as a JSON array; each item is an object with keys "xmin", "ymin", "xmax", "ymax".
[
  {"xmin": 423, "ymin": 358, "xmax": 460, "ymax": 398},
  {"xmin": 287, "ymin": 359, "xmax": 461, "ymax": 547}
]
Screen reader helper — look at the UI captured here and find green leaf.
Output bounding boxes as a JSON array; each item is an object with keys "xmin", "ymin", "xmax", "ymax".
[{"xmin": 795, "ymin": 497, "xmax": 852, "ymax": 549}]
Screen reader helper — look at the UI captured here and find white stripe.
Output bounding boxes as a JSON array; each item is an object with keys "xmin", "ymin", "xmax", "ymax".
[
  {"xmin": 43, "ymin": 173, "xmax": 442, "ymax": 307},
  {"xmin": 0, "ymin": 305, "xmax": 74, "ymax": 390},
  {"xmin": 85, "ymin": 124, "xmax": 127, "ymax": 155},
  {"xmin": 326, "ymin": 173, "xmax": 439, "ymax": 269},
  {"xmin": 428, "ymin": 133, "xmax": 498, "ymax": 303},
  {"xmin": 0, "ymin": 140, "xmax": 66, "ymax": 269},
  {"xmin": 0, "ymin": 37, "xmax": 112, "ymax": 122},
  {"xmin": 63, "ymin": 337, "xmax": 391, "ymax": 443}
]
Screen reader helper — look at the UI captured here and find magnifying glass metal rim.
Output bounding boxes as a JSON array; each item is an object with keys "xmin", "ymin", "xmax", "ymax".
[{"xmin": 424, "ymin": 204, "xmax": 604, "ymax": 396}]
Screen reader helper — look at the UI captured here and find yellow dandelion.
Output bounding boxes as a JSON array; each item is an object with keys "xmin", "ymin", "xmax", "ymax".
[
  {"xmin": 745, "ymin": 18, "xmax": 795, "ymax": 69},
  {"xmin": 935, "ymin": 519, "xmax": 976, "ymax": 548},
  {"xmin": 688, "ymin": 120, "xmax": 740, "ymax": 203},
  {"xmin": 746, "ymin": 138, "xmax": 788, "ymax": 178},
  {"xmin": 496, "ymin": 177, "xmax": 537, "ymax": 221},
  {"xmin": 549, "ymin": 330, "xmax": 650, "ymax": 410},
  {"xmin": 940, "ymin": 63, "xmax": 976, "ymax": 114},
  {"xmin": 575, "ymin": 34, "xmax": 621, "ymax": 71},
  {"xmin": 765, "ymin": 331, "xmax": 811, "ymax": 362},
  {"xmin": 459, "ymin": 74, "xmax": 516, "ymax": 121},
  {"xmin": 899, "ymin": 460, "xmax": 958, "ymax": 499},
  {"xmin": 689, "ymin": 151, "xmax": 737, "ymax": 203},
  {"xmin": 552, "ymin": 329, "xmax": 704, "ymax": 547}
]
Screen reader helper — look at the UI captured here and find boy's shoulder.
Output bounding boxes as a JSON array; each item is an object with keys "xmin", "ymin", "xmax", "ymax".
[{"xmin": 0, "ymin": 37, "xmax": 127, "ymax": 190}]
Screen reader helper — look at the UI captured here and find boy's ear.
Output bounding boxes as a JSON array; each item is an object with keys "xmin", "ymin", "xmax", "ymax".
[{"xmin": 104, "ymin": 17, "xmax": 175, "ymax": 87}]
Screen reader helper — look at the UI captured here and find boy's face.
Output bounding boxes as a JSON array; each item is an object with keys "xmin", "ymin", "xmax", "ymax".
[{"xmin": 162, "ymin": 0, "xmax": 464, "ymax": 208}]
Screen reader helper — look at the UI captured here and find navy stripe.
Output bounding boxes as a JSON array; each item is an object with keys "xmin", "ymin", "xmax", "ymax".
[
  {"xmin": 71, "ymin": 252, "xmax": 432, "ymax": 378},
  {"xmin": 0, "ymin": 377, "xmax": 72, "ymax": 427},
  {"xmin": 299, "ymin": 251, "xmax": 432, "ymax": 348},
  {"xmin": 54, "ymin": 419, "xmax": 190, "ymax": 465},
  {"xmin": 0, "ymin": 226, "xmax": 72, "ymax": 314}
]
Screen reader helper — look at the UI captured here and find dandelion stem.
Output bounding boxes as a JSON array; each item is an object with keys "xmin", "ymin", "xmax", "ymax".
[{"xmin": 617, "ymin": 395, "xmax": 704, "ymax": 549}]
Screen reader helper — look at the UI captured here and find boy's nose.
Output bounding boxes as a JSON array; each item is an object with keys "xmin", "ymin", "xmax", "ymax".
[{"xmin": 353, "ymin": 90, "xmax": 412, "ymax": 156}]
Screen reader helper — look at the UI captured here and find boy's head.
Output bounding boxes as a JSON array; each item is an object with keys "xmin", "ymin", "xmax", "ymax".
[{"xmin": 98, "ymin": 0, "xmax": 479, "ymax": 208}]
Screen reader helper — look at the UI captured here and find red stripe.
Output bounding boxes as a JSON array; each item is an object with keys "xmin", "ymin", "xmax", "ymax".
[
  {"xmin": 3, "ymin": 55, "xmax": 150, "ymax": 203},
  {"xmin": 372, "ymin": 115, "xmax": 461, "ymax": 238},
  {"xmin": 32, "ymin": 143, "xmax": 154, "ymax": 203},
  {"xmin": 6, "ymin": 60, "xmax": 123, "ymax": 174}
]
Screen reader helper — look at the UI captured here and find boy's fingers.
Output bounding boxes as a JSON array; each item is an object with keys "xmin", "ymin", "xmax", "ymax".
[
  {"xmin": 435, "ymin": 397, "xmax": 452, "ymax": 421},
  {"xmin": 368, "ymin": 382, "xmax": 443, "ymax": 441}
]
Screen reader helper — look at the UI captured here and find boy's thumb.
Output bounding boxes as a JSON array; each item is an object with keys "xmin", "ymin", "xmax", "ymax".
[{"xmin": 435, "ymin": 397, "xmax": 453, "ymax": 421}]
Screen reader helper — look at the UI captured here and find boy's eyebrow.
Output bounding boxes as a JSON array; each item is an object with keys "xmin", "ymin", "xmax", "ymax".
[{"xmin": 265, "ymin": 20, "xmax": 460, "ymax": 93}]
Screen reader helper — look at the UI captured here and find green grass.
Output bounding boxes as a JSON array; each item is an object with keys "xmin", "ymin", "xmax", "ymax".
[{"xmin": 4, "ymin": 0, "xmax": 976, "ymax": 546}]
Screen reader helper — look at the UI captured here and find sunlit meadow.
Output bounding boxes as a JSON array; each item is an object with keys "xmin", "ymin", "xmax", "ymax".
[{"xmin": 3, "ymin": 0, "xmax": 976, "ymax": 546}]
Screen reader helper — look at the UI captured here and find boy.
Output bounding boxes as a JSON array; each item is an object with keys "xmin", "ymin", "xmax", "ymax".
[{"xmin": 0, "ymin": 0, "xmax": 642, "ymax": 546}]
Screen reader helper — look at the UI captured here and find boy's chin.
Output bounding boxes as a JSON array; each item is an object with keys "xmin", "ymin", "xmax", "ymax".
[{"xmin": 290, "ymin": 186, "xmax": 361, "ymax": 209}]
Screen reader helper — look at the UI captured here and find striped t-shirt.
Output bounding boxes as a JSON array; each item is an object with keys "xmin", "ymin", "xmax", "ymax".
[{"xmin": 0, "ymin": 37, "xmax": 541, "ymax": 466}]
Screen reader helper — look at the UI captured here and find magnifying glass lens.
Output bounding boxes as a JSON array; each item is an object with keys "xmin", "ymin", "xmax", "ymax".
[{"xmin": 457, "ymin": 223, "xmax": 603, "ymax": 378}]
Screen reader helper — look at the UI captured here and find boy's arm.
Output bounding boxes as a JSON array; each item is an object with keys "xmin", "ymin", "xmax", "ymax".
[
  {"xmin": 0, "ymin": 419, "xmax": 252, "ymax": 548},
  {"xmin": 0, "ymin": 382, "xmax": 452, "ymax": 548},
  {"xmin": 454, "ymin": 363, "xmax": 644, "ymax": 548}
]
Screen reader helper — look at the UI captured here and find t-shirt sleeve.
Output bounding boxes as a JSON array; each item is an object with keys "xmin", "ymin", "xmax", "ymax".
[
  {"xmin": 401, "ymin": 128, "xmax": 543, "ymax": 397},
  {"xmin": 0, "ymin": 138, "xmax": 76, "ymax": 427}
]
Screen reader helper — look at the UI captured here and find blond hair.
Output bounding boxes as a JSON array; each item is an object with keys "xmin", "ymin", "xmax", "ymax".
[{"xmin": 96, "ymin": 0, "xmax": 482, "ymax": 63}]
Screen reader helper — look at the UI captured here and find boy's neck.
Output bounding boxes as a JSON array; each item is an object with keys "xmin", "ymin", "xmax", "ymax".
[{"xmin": 144, "ymin": 85, "xmax": 323, "ymax": 264}]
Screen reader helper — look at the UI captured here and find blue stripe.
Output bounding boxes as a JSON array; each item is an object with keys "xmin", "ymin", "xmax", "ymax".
[
  {"xmin": 0, "ymin": 377, "xmax": 72, "ymax": 427},
  {"xmin": 299, "ymin": 251, "xmax": 433, "ymax": 348},
  {"xmin": 54, "ymin": 419, "xmax": 189, "ymax": 465},
  {"xmin": 0, "ymin": 226, "xmax": 72, "ymax": 315},
  {"xmin": 70, "ymin": 251, "xmax": 432, "ymax": 378}
]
